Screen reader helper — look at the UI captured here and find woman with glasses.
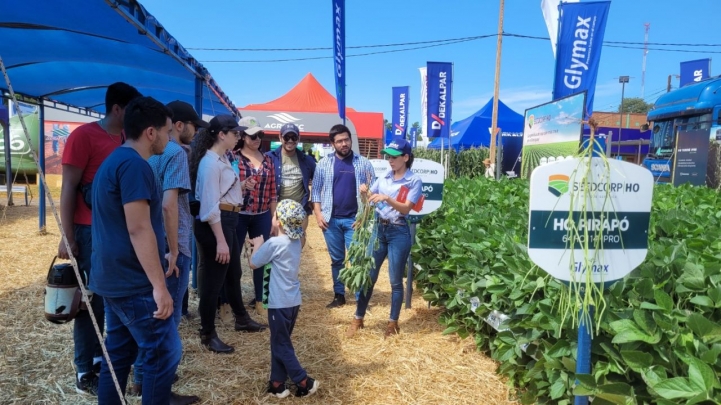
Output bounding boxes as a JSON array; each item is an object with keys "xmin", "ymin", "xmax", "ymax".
[
  {"xmin": 191, "ymin": 114, "xmax": 267, "ymax": 354},
  {"xmin": 227, "ymin": 116, "xmax": 278, "ymax": 317}
]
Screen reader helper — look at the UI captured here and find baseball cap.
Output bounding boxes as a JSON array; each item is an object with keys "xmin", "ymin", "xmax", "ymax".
[
  {"xmin": 166, "ymin": 100, "xmax": 210, "ymax": 128},
  {"xmin": 209, "ymin": 114, "xmax": 245, "ymax": 133},
  {"xmin": 238, "ymin": 116, "xmax": 263, "ymax": 135},
  {"xmin": 280, "ymin": 123, "xmax": 300, "ymax": 138},
  {"xmin": 382, "ymin": 137, "xmax": 412, "ymax": 157},
  {"xmin": 276, "ymin": 199, "xmax": 306, "ymax": 240}
]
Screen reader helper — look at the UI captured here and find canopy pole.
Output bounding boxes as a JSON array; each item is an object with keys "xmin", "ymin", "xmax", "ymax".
[
  {"xmin": 2, "ymin": 98, "xmax": 11, "ymax": 206},
  {"xmin": 191, "ymin": 77, "xmax": 203, "ymax": 290},
  {"xmin": 39, "ymin": 104, "xmax": 46, "ymax": 230},
  {"xmin": 489, "ymin": 0, "xmax": 505, "ymax": 179}
]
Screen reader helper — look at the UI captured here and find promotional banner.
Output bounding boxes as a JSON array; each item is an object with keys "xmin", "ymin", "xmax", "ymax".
[
  {"xmin": 426, "ymin": 62, "xmax": 453, "ymax": 139},
  {"xmin": 680, "ymin": 59, "xmax": 711, "ymax": 87},
  {"xmin": 0, "ymin": 101, "xmax": 40, "ymax": 174},
  {"xmin": 332, "ymin": 0, "xmax": 345, "ymax": 122},
  {"xmin": 521, "ymin": 92, "xmax": 586, "ymax": 179},
  {"xmin": 419, "ymin": 67, "xmax": 428, "ymax": 143},
  {"xmin": 672, "ymin": 129, "xmax": 710, "ymax": 186},
  {"xmin": 409, "ymin": 126, "xmax": 418, "ymax": 148},
  {"xmin": 541, "ymin": 0, "xmax": 579, "ymax": 57},
  {"xmin": 501, "ymin": 131, "xmax": 524, "ymax": 178},
  {"xmin": 552, "ymin": 1, "xmax": 611, "ymax": 117},
  {"xmin": 391, "ymin": 86, "xmax": 409, "ymax": 144}
]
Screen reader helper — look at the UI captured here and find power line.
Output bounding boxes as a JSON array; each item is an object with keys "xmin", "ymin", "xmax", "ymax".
[{"xmin": 503, "ymin": 33, "xmax": 721, "ymax": 47}]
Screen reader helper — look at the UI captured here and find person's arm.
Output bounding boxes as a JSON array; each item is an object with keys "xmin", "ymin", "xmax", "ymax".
[
  {"xmin": 249, "ymin": 236, "xmax": 271, "ymax": 269},
  {"xmin": 369, "ymin": 177, "xmax": 421, "ymax": 216},
  {"xmin": 267, "ymin": 156, "xmax": 278, "ymax": 219},
  {"xmin": 162, "ymin": 188, "xmax": 180, "ymax": 277},
  {"xmin": 311, "ymin": 163, "xmax": 329, "ymax": 230},
  {"xmin": 124, "ymin": 200, "xmax": 173, "ymax": 320},
  {"xmin": 58, "ymin": 165, "xmax": 82, "ymax": 259}
]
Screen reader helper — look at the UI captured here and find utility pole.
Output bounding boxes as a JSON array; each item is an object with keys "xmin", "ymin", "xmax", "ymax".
[
  {"xmin": 490, "ymin": 0, "xmax": 505, "ymax": 179},
  {"xmin": 617, "ymin": 76, "xmax": 630, "ymax": 158},
  {"xmin": 667, "ymin": 74, "xmax": 680, "ymax": 92}
]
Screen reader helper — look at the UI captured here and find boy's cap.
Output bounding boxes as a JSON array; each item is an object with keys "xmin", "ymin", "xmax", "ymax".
[
  {"xmin": 238, "ymin": 116, "xmax": 263, "ymax": 135},
  {"xmin": 280, "ymin": 123, "xmax": 300, "ymax": 137},
  {"xmin": 382, "ymin": 137, "xmax": 412, "ymax": 156},
  {"xmin": 209, "ymin": 114, "xmax": 245, "ymax": 133},
  {"xmin": 166, "ymin": 100, "xmax": 210, "ymax": 128},
  {"xmin": 276, "ymin": 199, "xmax": 306, "ymax": 240}
]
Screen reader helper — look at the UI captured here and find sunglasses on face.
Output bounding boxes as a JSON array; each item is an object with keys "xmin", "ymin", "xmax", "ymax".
[
  {"xmin": 283, "ymin": 133, "xmax": 299, "ymax": 142},
  {"xmin": 245, "ymin": 132, "xmax": 263, "ymax": 141},
  {"xmin": 227, "ymin": 130, "xmax": 241, "ymax": 138}
]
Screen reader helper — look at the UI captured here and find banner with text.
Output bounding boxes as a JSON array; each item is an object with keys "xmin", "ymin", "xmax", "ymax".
[
  {"xmin": 332, "ymin": 0, "xmax": 345, "ymax": 122},
  {"xmin": 680, "ymin": 59, "xmax": 711, "ymax": 87},
  {"xmin": 391, "ymin": 86, "xmax": 409, "ymax": 145},
  {"xmin": 426, "ymin": 62, "xmax": 453, "ymax": 139},
  {"xmin": 552, "ymin": 1, "xmax": 611, "ymax": 117},
  {"xmin": 521, "ymin": 92, "xmax": 586, "ymax": 179}
]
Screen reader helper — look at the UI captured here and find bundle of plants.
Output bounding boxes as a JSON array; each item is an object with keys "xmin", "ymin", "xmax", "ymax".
[{"xmin": 339, "ymin": 193, "xmax": 378, "ymax": 296}]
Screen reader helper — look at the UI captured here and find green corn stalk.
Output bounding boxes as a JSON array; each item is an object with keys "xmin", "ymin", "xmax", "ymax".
[{"xmin": 339, "ymin": 185, "xmax": 379, "ymax": 296}]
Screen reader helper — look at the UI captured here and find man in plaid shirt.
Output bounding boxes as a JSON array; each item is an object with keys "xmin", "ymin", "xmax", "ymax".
[{"xmin": 312, "ymin": 124, "xmax": 375, "ymax": 308}]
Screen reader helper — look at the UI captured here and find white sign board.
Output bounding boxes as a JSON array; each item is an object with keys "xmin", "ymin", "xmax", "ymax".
[
  {"xmin": 528, "ymin": 157, "xmax": 653, "ymax": 283},
  {"xmin": 369, "ymin": 158, "xmax": 444, "ymax": 221}
]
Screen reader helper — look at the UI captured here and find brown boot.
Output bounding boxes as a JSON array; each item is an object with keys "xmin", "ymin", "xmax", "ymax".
[
  {"xmin": 346, "ymin": 318, "xmax": 364, "ymax": 338},
  {"xmin": 255, "ymin": 301, "xmax": 267, "ymax": 318},
  {"xmin": 384, "ymin": 321, "xmax": 399, "ymax": 338}
]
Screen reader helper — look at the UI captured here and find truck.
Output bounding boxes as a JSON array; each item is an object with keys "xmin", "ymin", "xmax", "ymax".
[{"xmin": 643, "ymin": 76, "xmax": 721, "ymax": 181}]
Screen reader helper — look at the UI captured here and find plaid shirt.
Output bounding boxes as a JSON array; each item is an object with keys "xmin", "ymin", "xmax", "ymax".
[
  {"xmin": 311, "ymin": 152, "xmax": 376, "ymax": 222},
  {"xmin": 228, "ymin": 151, "xmax": 277, "ymax": 213}
]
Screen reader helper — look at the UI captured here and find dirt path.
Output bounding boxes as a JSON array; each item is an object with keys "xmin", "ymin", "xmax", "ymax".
[{"xmin": 0, "ymin": 207, "xmax": 517, "ymax": 405}]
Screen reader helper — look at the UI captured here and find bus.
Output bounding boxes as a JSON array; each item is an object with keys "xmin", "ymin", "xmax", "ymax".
[{"xmin": 644, "ymin": 76, "xmax": 721, "ymax": 181}]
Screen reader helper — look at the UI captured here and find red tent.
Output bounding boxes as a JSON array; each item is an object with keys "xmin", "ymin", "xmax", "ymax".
[{"xmin": 239, "ymin": 73, "xmax": 383, "ymax": 157}]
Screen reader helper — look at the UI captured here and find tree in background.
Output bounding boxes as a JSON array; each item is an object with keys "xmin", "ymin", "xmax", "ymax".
[
  {"xmin": 383, "ymin": 119, "xmax": 392, "ymax": 131},
  {"xmin": 411, "ymin": 121, "xmax": 423, "ymax": 141},
  {"xmin": 618, "ymin": 97, "xmax": 653, "ymax": 114}
]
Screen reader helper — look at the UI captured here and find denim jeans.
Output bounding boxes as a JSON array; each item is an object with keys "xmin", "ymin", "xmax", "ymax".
[
  {"xmin": 133, "ymin": 252, "xmax": 190, "ymax": 384},
  {"xmin": 236, "ymin": 211, "xmax": 271, "ymax": 302},
  {"xmin": 355, "ymin": 222, "xmax": 411, "ymax": 321},
  {"xmin": 73, "ymin": 224, "xmax": 105, "ymax": 374},
  {"xmin": 268, "ymin": 306, "xmax": 307, "ymax": 384},
  {"xmin": 195, "ymin": 211, "xmax": 249, "ymax": 335},
  {"xmin": 98, "ymin": 291, "xmax": 182, "ymax": 405},
  {"xmin": 322, "ymin": 217, "xmax": 355, "ymax": 295}
]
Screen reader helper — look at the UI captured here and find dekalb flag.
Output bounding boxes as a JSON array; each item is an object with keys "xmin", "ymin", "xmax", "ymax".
[
  {"xmin": 332, "ymin": 0, "xmax": 345, "ymax": 121},
  {"xmin": 426, "ymin": 62, "xmax": 453, "ymax": 139},
  {"xmin": 391, "ymin": 86, "xmax": 409, "ymax": 143},
  {"xmin": 552, "ymin": 1, "xmax": 611, "ymax": 117}
]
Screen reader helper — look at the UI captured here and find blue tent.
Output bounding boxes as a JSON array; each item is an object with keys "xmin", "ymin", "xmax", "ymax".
[{"xmin": 428, "ymin": 98, "xmax": 524, "ymax": 150}]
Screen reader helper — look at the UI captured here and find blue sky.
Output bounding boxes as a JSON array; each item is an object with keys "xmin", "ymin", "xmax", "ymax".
[{"xmin": 140, "ymin": 0, "xmax": 721, "ymax": 126}]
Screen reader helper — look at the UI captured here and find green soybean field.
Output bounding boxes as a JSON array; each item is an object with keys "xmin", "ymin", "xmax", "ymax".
[{"xmin": 520, "ymin": 141, "xmax": 580, "ymax": 178}]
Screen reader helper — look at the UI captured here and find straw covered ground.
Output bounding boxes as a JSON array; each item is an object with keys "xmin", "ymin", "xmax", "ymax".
[{"xmin": 0, "ymin": 199, "xmax": 518, "ymax": 405}]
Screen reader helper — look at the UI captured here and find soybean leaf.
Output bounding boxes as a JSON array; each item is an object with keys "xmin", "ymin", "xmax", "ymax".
[
  {"xmin": 687, "ymin": 357, "xmax": 716, "ymax": 393},
  {"xmin": 689, "ymin": 295, "xmax": 715, "ymax": 307},
  {"xmin": 632, "ymin": 309, "xmax": 657, "ymax": 335},
  {"xmin": 653, "ymin": 378, "xmax": 703, "ymax": 399},
  {"xmin": 620, "ymin": 350, "xmax": 654, "ymax": 372},
  {"xmin": 653, "ymin": 289, "xmax": 674, "ymax": 312},
  {"xmin": 610, "ymin": 319, "xmax": 661, "ymax": 344},
  {"xmin": 549, "ymin": 379, "xmax": 566, "ymax": 400},
  {"xmin": 687, "ymin": 313, "xmax": 721, "ymax": 342}
]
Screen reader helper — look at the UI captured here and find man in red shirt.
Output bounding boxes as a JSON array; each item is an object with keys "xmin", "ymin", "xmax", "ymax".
[{"xmin": 57, "ymin": 82, "xmax": 142, "ymax": 396}]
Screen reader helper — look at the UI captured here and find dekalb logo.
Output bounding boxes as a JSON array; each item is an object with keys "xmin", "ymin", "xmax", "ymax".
[{"xmin": 548, "ymin": 174, "xmax": 570, "ymax": 197}]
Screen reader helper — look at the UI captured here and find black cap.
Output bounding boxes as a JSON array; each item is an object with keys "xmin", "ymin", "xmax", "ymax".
[
  {"xmin": 209, "ymin": 114, "xmax": 245, "ymax": 133},
  {"xmin": 166, "ymin": 100, "xmax": 210, "ymax": 128}
]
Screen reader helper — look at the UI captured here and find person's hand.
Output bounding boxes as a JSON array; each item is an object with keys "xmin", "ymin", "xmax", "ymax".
[
  {"xmin": 215, "ymin": 241, "xmax": 230, "ymax": 264},
  {"xmin": 244, "ymin": 177, "xmax": 258, "ymax": 191},
  {"xmin": 359, "ymin": 184, "xmax": 369, "ymax": 195},
  {"xmin": 164, "ymin": 252, "xmax": 179, "ymax": 278},
  {"xmin": 369, "ymin": 193, "xmax": 389, "ymax": 204},
  {"xmin": 152, "ymin": 286, "xmax": 174, "ymax": 320},
  {"xmin": 57, "ymin": 239, "xmax": 78, "ymax": 260},
  {"xmin": 249, "ymin": 235, "xmax": 264, "ymax": 251},
  {"xmin": 315, "ymin": 212, "xmax": 329, "ymax": 231}
]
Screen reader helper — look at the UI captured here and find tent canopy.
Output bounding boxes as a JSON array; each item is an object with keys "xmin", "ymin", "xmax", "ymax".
[
  {"xmin": 240, "ymin": 73, "xmax": 382, "ymax": 140},
  {"xmin": 428, "ymin": 98, "xmax": 524, "ymax": 150},
  {"xmin": 0, "ymin": 0, "xmax": 237, "ymax": 117}
]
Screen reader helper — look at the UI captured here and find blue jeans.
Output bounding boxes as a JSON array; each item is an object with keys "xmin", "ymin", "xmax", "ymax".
[
  {"xmin": 355, "ymin": 222, "xmax": 411, "ymax": 321},
  {"xmin": 236, "ymin": 211, "xmax": 271, "ymax": 302},
  {"xmin": 99, "ymin": 291, "xmax": 182, "ymax": 405},
  {"xmin": 133, "ymin": 252, "xmax": 190, "ymax": 384},
  {"xmin": 322, "ymin": 217, "xmax": 355, "ymax": 295},
  {"xmin": 269, "ymin": 306, "xmax": 307, "ymax": 384},
  {"xmin": 73, "ymin": 224, "xmax": 105, "ymax": 374}
]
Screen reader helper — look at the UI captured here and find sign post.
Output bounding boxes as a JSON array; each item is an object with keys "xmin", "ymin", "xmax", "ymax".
[
  {"xmin": 528, "ymin": 156, "xmax": 653, "ymax": 404},
  {"xmin": 369, "ymin": 158, "xmax": 445, "ymax": 309}
]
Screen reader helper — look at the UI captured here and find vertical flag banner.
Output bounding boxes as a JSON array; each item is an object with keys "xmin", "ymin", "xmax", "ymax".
[
  {"xmin": 391, "ymin": 86, "xmax": 409, "ymax": 144},
  {"xmin": 332, "ymin": 0, "xmax": 345, "ymax": 122},
  {"xmin": 541, "ymin": 0, "xmax": 579, "ymax": 58},
  {"xmin": 419, "ymin": 67, "xmax": 428, "ymax": 143},
  {"xmin": 409, "ymin": 126, "xmax": 418, "ymax": 148},
  {"xmin": 552, "ymin": 1, "xmax": 611, "ymax": 117},
  {"xmin": 680, "ymin": 59, "xmax": 711, "ymax": 87},
  {"xmin": 426, "ymin": 62, "xmax": 453, "ymax": 139}
]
